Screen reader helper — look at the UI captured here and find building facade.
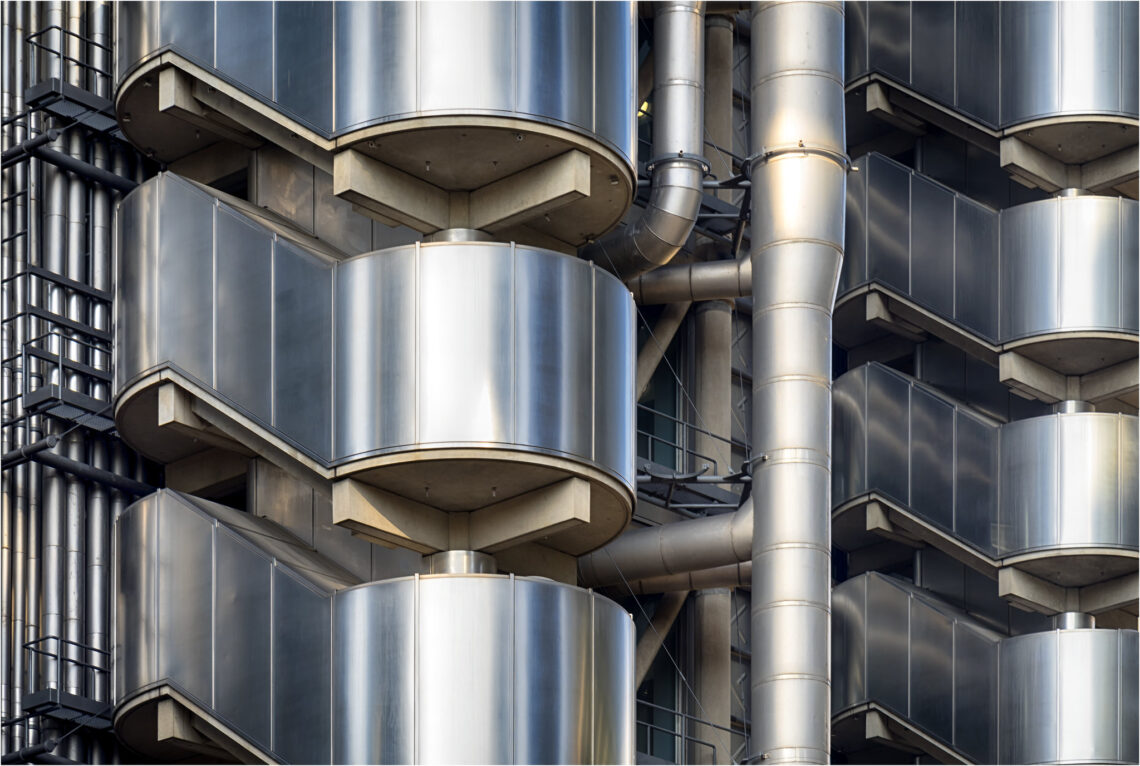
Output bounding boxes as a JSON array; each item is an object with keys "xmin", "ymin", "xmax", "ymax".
[{"xmin": 1, "ymin": 2, "xmax": 1136, "ymax": 764}]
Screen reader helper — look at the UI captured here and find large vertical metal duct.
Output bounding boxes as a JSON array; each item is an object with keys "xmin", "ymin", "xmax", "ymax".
[
  {"xmin": 748, "ymin": 2, "xmax": 846, "ymax": 763},
  {"xmin": 583, "ymin": 1, "xmax": 706, "ymax": 280}
]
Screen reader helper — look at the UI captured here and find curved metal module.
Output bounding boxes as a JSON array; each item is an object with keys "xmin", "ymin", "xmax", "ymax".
[
  {"xmin": 114, "ymin": 173, "xmax": 636, "ymax": 552},
  {"xmin": 114, "ymin": 490, "xmax": 635, "ymax": 764}
]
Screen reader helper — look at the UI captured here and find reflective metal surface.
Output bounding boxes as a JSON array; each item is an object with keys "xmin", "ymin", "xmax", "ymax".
[
  {"xmin": 845, "ymin": 1, "xmax": 1139, "ymax": 127},
  {"xmin": 833, "ymin": 363, "xmax": 1139, "ymax": 557},
  {"xmin": 114, "ymin": 1, "xmax": 635, "ymax": 166},
  {"xmin": 844, "ymin": 153, "xmax": 1138, "ymax": 344},
  {"xmin": 582, "ymin": 1, "xmax": 705, "ymax": 278},
  {"xmin": 115, "ymin": 490, "xmax": 635, "ymax": 764},
  {"xmin": 999, "ymin": 629, "xmax": 1139, "ymax": 764},
  {"xmin": 749, "ymin": 2, "xmax": 847, "ymax": 762},
  {"xmin": 115, "ymin": 174, "xmax": 635, "ymax": 493},
  {"xmin": 833, "ymin": 573, "xmax": 1139, "ymax": 764}
]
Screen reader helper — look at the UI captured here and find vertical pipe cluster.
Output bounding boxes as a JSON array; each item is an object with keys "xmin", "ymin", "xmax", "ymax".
[
  {"xmin": 583, "ymin": 1, "xmax": 706, "ymax": 279},
  {"xmin": 2, "ymin": 3, "xmax": 121, "ymax": 756},
  {"xmin": 748, "ymin": 2, "xmax": 846, "ymax": 763}
]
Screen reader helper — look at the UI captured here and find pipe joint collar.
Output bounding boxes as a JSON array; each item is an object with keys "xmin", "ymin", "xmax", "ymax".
[{"xmin": 645, "ymin": 152, "xmax": 711, "ymax": 175}]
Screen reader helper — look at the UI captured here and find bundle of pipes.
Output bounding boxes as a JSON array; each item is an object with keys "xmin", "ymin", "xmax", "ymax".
[{"xmin": 1, "ymin": 2, "xmax": 137, "ymax": 759}]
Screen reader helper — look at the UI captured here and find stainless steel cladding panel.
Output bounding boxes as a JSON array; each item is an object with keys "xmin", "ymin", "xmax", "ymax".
[
  {"xmin": 846, "ymin": 1, "xmax": 1136, "ymax": 126},
  {"xmin": 155, "ymin": 495, "xmax": 213, "ymax": 705},
  {"xmin": 1002, "ymin": 1, "xmax": 1133, "ymax": 124},
  {"xmin": 333, "ymin": 580, "xmax": 415, "ymax": 765},
  {"xmin": 116, "ymin": 491, "xmax": 341, "ymax": 763},
  {"xmin": 214, "ymin": 529, "xmax": 272, "ymax": 745},
  {"xmin": 846, "ymin": 154, "xmax": 1138, "ymax": 345},
  {"xmin": 274, "ymin": 569, "xmax": 332, "ymax": 765},
  {"xmin": 116, "ymin": 175, "xmax": 636, "ymax": 494},
  {"xmin": 116, "ymin": 2, "xmax": 635, "ymax": 167},
  {"xmin": 833, "ymin": 364, "xmax": 1137, "ymax": 557},
  {"xmin": 831, "ymin": 365, "xmax": 867, "ymax": 505},
  {"xmin": 999, "ymin": 629, "xmax": 1139, "ymax": 764},
  {"xmin": 331, "ymin": 576, "xmax": 635, "ymax": 764},
  {"xmin": 831, "ymin": 573, "xmax": 1001, "ymax": 763},
  {"xmin": 215, "ymin": 209, "xmax": 273, "ymax": 424},
  {"xmin": 1001, "ymin": 413, "xmax": 1137, "ymax": 554}
]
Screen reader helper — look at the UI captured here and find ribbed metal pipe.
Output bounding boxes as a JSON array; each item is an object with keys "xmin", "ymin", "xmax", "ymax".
[
  {"xmin": 578, "ymin": 498, "xmax": 752, "ymax": 587},
  {"xmin": 583, "ymin": 1, "xmax": 705, "ymax": 280},
  {"xmin": 749, "ymin": 2, "xmax": 846, "ymax": 763}
]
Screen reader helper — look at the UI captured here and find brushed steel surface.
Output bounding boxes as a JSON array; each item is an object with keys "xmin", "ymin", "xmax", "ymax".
[
  {"xmin": 117, "ymin": 490, "xmax": 636, "ymax": 764},
  {"xmin": 999, "ymin": 629, "xmax": 1139, "ymax": 764},
  {"xmin": 116, "ymin": 175, "xmax": 635, "ymax": 495},
  {"xmin": 749, "ymin": 2, "xmax": 846, "ymax": 761},
  {"xmin": 116, "ymin": 1, "xmax": 635, "ymax": 169},
  {"xmin": 835, "ymin": 363, "xmax": 1138, "ymax": 557},
  {"xmin": 845, "ymin": 153, "xmax": 1138, "ymax": 345},
  {"xmin": 214, "ymin": 529, "xmax": 272, "ymax": 744},
  {"xmin": 846, "ymin": 0, "xmax": 1137, "ymax": 127},
  {"xmin": 830, "ymin": 574, "xmax": 1139, "ymax": 764},
  {"xmin": 581, "ymin": 1, "xmax": 704, "ymax": 278}
]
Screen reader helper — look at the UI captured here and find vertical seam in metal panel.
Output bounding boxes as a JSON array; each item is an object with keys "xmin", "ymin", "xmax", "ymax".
[
  {"xmin": 211, "ymin": 201, "xmax": 217, "ymax": 389},
  {"xmin": 328, "ymin": 252, "xmax": 335, "ymax": 459},
  {"xmin": 1117, "ymin": 415, "xmax": 1124, "ymax": 544},
  {"xmin": 1117, "ymin": 631, "xmax": 1124, "ymax": 761},
  {"xmin": 153, "ymin": 178, "xmax": 160, "ymax": 367},
  {"xmin": 509, "ymin": 573, "xmax": 516, "ymax": 763},
  {"xmin": 591, "ymin": 266, "xmax": 596, "ymax": 464},
  {"xmin": 905, "ymin": 593, "xmax": 912, "ymax": 719},
  {"xmin": 270, "ymin": 235, "xmax": 276, "ymax": 427},
  {"xmin": 950, "ymin": 619, "xmax": 957, "ymax": 748},
  {"xmin": 212, "ymin": 1, "xmax": 217, "ymax": 69},
  {"xmin": 510, "ymin": 241, "xmax": 516, "ymax": 443},
  {"xmin": 906, "ymin": 381, "xmax": 913, "ymax": 507},
  {"xmin": 270, "ymin": 0, "xmax": 276, "ymax": 102},
  {"xmin": 413, "ymin": 573, "xmax": 419, "ymax": 764},
  {"xmin": 328, "ymin": 589, "xmax": 335, "ymax": 764},
  {"xmin": 330, "ymin": 0, "xmax": 336, "ymax": 133},
  {"xmin": 590, "ymin": 590, "xmax": 596, "ymax": 763},
  {"xmin": 414, "ymin": 241, "xmax": 420, "ymax": 445},
  {"xmin": 951, "ymin": 403, "xmax": 957, "ymax": 535},
  {"xmin": 210, "ymin": 519, "xmax": 217, "ymax": 709},
  {"xmin": 952, "ymin": 2, "xmax": 958, "ymax": 109},
  {"xmin": 268, "ymin": 561, "xmax": 275, "ymax": 753},
  {"xmin": 951, "ymin": 193, "xmax": 957, "ymax": 324},
  {"xmin": 907, "ymin": 0, "xmax": 913, "ymax": 84},
  {"xmin": 591, "ymin": 1, "xmax": 597, "ymax": 135},
  {"xmin": 1117, "ymin": 197, "xmax": 1123, "ymax": 329},
  {"xmin": 414, "ymin": 1, "xmax": 420, "ymax": 114},
  {"xmin": 906, "ymin": 172, "xmax": 913, "ymax": 296},
  {"xmin": 1054, "ymin": 630, "xmax": 1060, "ymax": 762}
]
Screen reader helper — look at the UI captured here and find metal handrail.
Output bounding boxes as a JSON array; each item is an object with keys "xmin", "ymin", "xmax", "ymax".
[
  {"xmin": 25, "ymin": 25, "xmax": 112, "ymax": 80},
  {"xmin": 637, "ymin": 698, "xmax": 739, "ymax": 764},
  {"xmin": 24, "ymin": 634, "xmax": 110, "ymax": 697}
]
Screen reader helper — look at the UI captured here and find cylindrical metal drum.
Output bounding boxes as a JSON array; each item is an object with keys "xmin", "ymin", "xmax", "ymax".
[
  {"xmin": 332, "ymin": 574, "xmax": 635, "ymax": 764},
  {"xmin": 114, "ymin": 174, "xmax": 637, "ymax": 554},
  {"xmin": 114, "ymin": 1, "xmax": 637, "ymax": 245}
]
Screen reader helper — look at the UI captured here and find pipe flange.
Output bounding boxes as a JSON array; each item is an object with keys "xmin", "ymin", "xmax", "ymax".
[
  {"xmin": 747, "ymin": 143, "xmax": 852, "ymax": 171},
  {"xmin": 644, "ymin": 151, "xmax": 712, "ymax": 175}
]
